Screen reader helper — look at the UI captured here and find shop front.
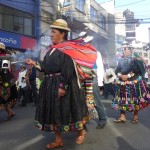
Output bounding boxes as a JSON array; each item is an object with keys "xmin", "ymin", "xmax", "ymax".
[{"xmin": 0, "ymin": 30, "xmax": 37, "ymax": 51}]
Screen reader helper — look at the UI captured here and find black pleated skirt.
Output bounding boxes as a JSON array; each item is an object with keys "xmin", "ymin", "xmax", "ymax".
[{"xmin": 34, "ymin": 75, "xmax": 88, "ymax": 132}]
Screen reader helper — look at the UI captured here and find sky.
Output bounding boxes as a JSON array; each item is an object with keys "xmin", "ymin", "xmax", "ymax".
[
  {"xmin": 96, "ymin": 0, "xmax": 150, "ymax": 42},
  {"xmin": 96, "ymin": 0, "xmax": 150, "ymax": 21}
]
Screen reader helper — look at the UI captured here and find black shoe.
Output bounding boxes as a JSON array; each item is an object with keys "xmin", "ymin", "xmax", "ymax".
[
  {"xmin": 32, "ymin": 103, "xmax": 36, "ymax": 107},
  {"xmin": 19, "ymin": 103, "xmax": 26, "ymax": 107},
  {"xmin": 96, "ymin": 120, "xmax": 107, "ymax": 129}
]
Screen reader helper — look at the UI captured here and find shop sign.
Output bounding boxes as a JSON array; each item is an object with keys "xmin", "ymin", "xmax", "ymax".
[
  {"xmin": 0, "ymin": 30, "xmax": 37, "ymax": 50},
  {"xmin": 0, "ymin": 30, "xmax": 20, "ymax": 48},
  {"xmin": 40, "ymin": 35, "xmax": 51, "ymax": 46}
]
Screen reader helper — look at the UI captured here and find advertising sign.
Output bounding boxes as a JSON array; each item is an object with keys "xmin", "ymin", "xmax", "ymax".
[
  {"xmin": 0, "ymin": 30, "xmax": 37, "ymax": 50},
  {"xmin": 0, "ymin": 30, "xmax": 20, "ymax": 48}
]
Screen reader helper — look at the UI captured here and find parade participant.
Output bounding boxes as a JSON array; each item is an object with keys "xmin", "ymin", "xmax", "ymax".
[
  {"xmin": 25, "ymin": 19, "xmax": 97, "ymax": 149},
  {"xmin": 0, "ymin": 42, "xmax": 17, "ymax": 120},
  {"xmin": 112, "ymin": 42, "xmax": 149, "ymax": 124}
]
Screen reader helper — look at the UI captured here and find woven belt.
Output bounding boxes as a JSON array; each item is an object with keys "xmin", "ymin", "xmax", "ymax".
[{"xmin": 46, "ymin": 73, "xmax": 61, "ymax": 77}]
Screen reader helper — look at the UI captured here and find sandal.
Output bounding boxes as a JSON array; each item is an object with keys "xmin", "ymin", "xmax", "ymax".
[
  {"xmin": 113, "ymin": 118, "xmax": 126, "ymax": 123},
  {"xmin": 7, "ymin": 113, "xmax": 15, "ymax": 120},
  {"xmin": 46, "ymin": 141, "xmax": 64, "ymax": 149},
  {"xmin": 131, "ymin": 119, "xmax": 139, "ymax": 124},
  {"xmin": 82, "ymin": 129, "xmax": 87, "ymax": 136},
  {"xmin": 76, "ymin": 135, "xmax": 85, "ymax": 145}
]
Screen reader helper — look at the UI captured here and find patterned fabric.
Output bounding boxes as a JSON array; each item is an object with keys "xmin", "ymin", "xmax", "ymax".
[
  {"xmin": 51, "ymin": 39, "xmax": 97, "ymax": 80},
  {"xmin": 34, "ymin": 119, "xmax": 87, "ymax": 132},
  {"xmin": 82, "ymin": 75, "xmax": 98, "ymax": 118},
  {"xmin": 113, "ymin": 56, "xmax": 149, "ymax": 112},
  {"xmin": 0, "ymin": 50, "xmax": 17, "ymax": 109},
  {"xmin": 0, "ymin": 69, "xmax": 17, "ymax": 109},
  {"xmin": 112, "ymin": 76, "xmax": 149, "ymax": 111}
]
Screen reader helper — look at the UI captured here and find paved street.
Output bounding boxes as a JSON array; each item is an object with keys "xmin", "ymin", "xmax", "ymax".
[{"xmin": 0, "ymin": 100, "xmax": 150, "ymax": 150}]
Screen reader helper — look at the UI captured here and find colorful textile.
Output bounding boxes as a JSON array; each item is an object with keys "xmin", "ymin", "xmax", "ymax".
[
  {"xmin": 34, "ymin": 118, "xmax": 88, "ymax": 132},
  {"xmin": 51, "ymin": 39, "xmax": 97, "ymax": 80},
  {"xmin": 112, "ymin": 76, "xmax": 149, "ymax": 111},
  {"xmin": 82, "ymin": 76, "xmax": 98, "ymax": 118}
]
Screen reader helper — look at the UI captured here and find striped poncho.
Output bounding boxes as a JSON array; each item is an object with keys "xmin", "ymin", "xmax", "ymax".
[{"xmin": 51, "ymin": 38, "xmax": 97, "ymax": 81}]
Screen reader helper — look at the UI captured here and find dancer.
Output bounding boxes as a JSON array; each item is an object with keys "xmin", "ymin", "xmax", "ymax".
[
  {"xmin": 0, "ymin": 42, "xmax": 17, "ymax": 120},
  {"xmin": 25, "ymin": 19, "xmax": 97, "ymax": 149},
  {"xmin": 112, "ymin": 42, "xmax": 149, "ymax": 124}
]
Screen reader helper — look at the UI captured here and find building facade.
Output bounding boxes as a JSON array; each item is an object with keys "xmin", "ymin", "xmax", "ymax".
[
  {"xmin": 123, "ymin": 9, "xmax": 139, "ymax": 44},
  {"xmin": 37, "ymin": 0, "xmax": 116, "ymax": 67},
  {"xmin": 0, "ymin": 0, "xmax": 40, "ymax": 52},
  {"xmin": 59, "ymin": 0, "xmax": 116, "ymax": 68}
]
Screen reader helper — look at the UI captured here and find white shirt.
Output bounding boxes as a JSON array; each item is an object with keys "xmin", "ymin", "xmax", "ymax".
[
  {"xmin": 104, "ymin": 68, "xmax": 116, "ymax": 84},
  {"xmin": 145, "ymin": 72, "xmax": 148, "ymax": 78},
  {"xmin": 17, "ymin": 69, "xmax": 27, "ymax": 88},
  {"xmin": 93, "ymin": 51, "xmax": 104, "ymax": 86}
]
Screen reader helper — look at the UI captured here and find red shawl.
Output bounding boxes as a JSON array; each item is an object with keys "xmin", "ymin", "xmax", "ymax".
[{"xmin": 50, "ymin": 39, "xmax": 97, "ymax": 80}]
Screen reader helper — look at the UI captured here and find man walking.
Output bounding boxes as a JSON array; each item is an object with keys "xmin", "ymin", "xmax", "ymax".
[{"xmin": 93, "ymin": 51, "xmax": 107, "ymax": 129}]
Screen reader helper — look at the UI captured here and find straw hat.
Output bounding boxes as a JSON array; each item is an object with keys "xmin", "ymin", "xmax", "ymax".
[{"xmin": 50, "ymin": 19, "xmax": 71, "ymax": 32}]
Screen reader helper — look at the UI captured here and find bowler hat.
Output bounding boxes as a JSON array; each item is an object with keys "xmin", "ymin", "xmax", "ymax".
[{"xmin": 50, "ymin": 19, "xmax": 71, "ymax": 32}]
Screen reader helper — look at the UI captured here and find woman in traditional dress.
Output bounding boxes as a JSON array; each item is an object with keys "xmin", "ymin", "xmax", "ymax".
[
  {"xmin": 112, "ymin": 43, "xmax": 149, "ymax": 124},
  {"xmin": 25, "ymin": 19, "xmax": 96, "ymax": 149},
  {"xmin": 0, "ymin": 42, "xmax": 17, "ymax": 120}
]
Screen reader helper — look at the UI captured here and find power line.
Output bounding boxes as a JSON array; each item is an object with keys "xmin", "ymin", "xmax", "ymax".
[
  {"xmin": 2, "ymin": 0, "xmax": 150, "ymax": 19},
  {"xmin": 1, "ymin": 1, "xmax": 150, "ymax": 24},
  {"xmin": 115, "ymin": 0, "xmax": 147, "ymax": 8}
]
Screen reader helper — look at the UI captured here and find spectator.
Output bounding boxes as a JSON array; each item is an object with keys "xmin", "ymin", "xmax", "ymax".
[
  {"xmin": 93, "ymin": 51, "xmax": 107, "ymax": 128},
  {"xmin": 144, "ymin": 71, "xmax": 148, "ymax": 82},
  {"xmin": 103, "ymin": 67, "xmax": 116, "ymax": 99},
  {"xmin": 17, "ymin": 64, "xmax": 28, "ymax": 106},
  {"xmin": 27, "ymin": 64, "xmax": 38, "ymax": 105}
]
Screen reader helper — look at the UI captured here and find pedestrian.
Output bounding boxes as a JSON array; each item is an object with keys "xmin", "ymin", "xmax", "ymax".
[
  {"xmin": 16, "ymin": 64, "xmax": 28, "ymax": 106},
  {"xmin": 113, "ymin": 42, "xmax": 149, "ymax": 124},
  {"xmin": 144, "ymin": 70, "xmax": 148, "ymax": 82},
  {"xmin": 25, "ymin": 19, "xmax": 97, "ymax": 149},
  {"xmin": 103, "ymin": 66, "xmax": 116, "ymax": 99},
  {"xmin": 0, "ymin": 42, "xmax": 17, "ymax": 120},
  {"xmin": 92, "ymin": 51, "xmax": 107, "ymax": 128},
  {"xmin": 27, "ymin": 64, "xmax": 38, "ymax": 105}
]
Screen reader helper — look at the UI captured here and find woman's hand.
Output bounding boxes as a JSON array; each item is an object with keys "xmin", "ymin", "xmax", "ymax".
[
  {"xmin": 58, "ymin": 88, "xmax": 66, "ymax": 98},
  {"xmin": 25, "ymin": 59, "xmax": 36, "ymax": 66}
]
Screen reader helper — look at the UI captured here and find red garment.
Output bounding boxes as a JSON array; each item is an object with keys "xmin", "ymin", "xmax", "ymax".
[{"xmin": 50, "ymin": 40, "xmax": 97, "ymax": 80}]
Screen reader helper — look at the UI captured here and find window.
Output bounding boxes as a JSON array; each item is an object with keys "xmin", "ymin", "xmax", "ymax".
[
  {"xmin": 145, "ymin": 60, "xmax": 148, "ymax": 64},
  {"xmin": 75, "ymin": 0, "xmax": 85, "ymax": 12},
  {"xmin": 0, "ymin": 5, "xmax": 34, "ymax": 36},
  {"xmin": 90, "ymin": 6, "xmax": 97, "ymax": 22},
  {"xmin": 126, "ymin": 24, "xmax": 135, "ymax": 31},
  {"xmin": 99, "ymin": 14, "xmax": 106, "ymax": 30},
  {"xmin": 126, "ymin": 32, "xmax": 135, "ymax": 37},
  {"xmin": 63, "ymin": 0, "xmax": 71, "ymax": 7},
  {"xmin": 144, "ymin": 53, "xmax": 148, "ymax": 57}
]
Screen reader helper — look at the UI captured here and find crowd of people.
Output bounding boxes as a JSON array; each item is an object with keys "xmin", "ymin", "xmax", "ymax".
[
  {"xmin": 0, "ymin": 19, "xmax": 150, "ymax": 150},
  {"xmin": 0, "ymin": 42, "xmax": 40, "ymax": 121}
]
